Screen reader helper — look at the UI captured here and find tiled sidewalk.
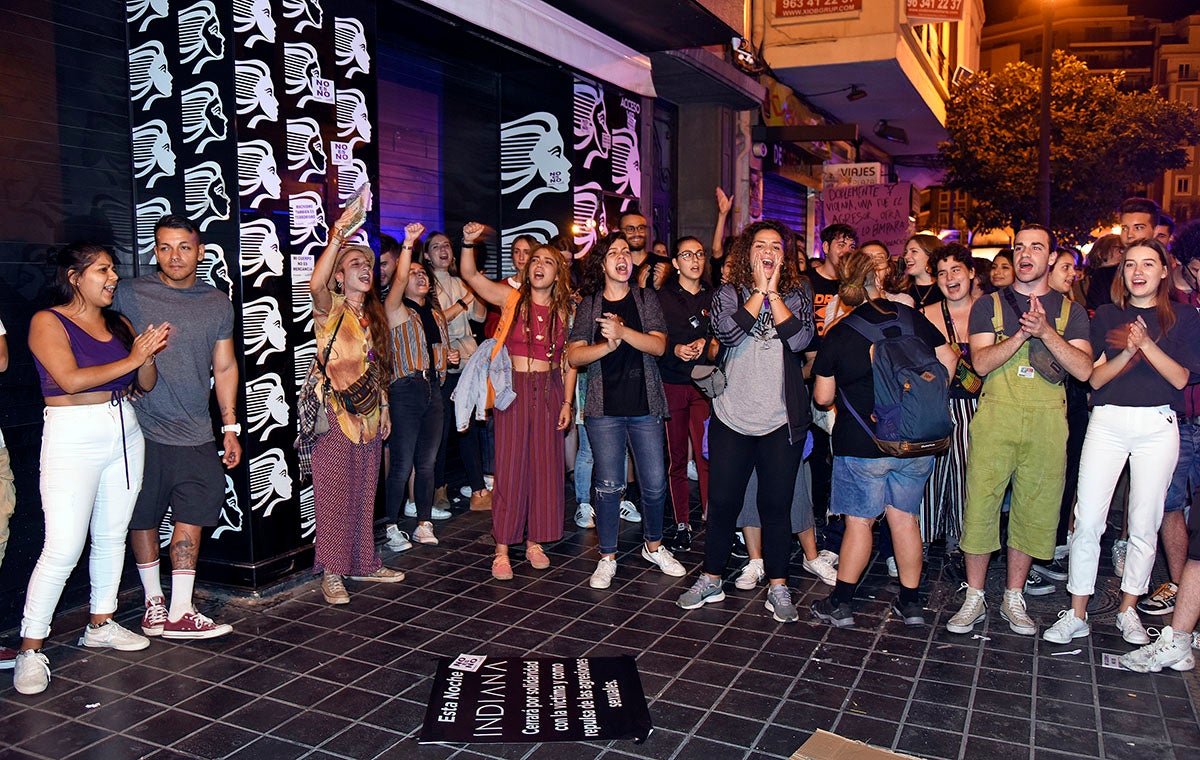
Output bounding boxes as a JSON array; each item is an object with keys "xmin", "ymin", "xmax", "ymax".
[{"xmin": 1, "ymin": 506, "xmax": 1197, "ymax": 759}]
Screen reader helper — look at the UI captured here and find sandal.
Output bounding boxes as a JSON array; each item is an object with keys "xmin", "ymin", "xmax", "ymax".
[
  {"xmin": 492, "ymin": 555, "xmax": 513, "ymax": 581},
  {"xmin": 526, "ymin": 544, "xmax": 550, "ymax": 570}
]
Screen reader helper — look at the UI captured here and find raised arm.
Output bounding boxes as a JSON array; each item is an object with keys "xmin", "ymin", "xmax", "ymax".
[
  {"xmin": 712, "ymin": 187, "xmax": 731, "ymax": 262},
  {"xmin": 30, "ymin": 312, "xmax": 168, "ymax": 395},
  {"xmin": 310, "ymin": 204, "xmax": 365, "ymax": 315},
  {"xmin": 459, "ymin": 222, "xmax": 515, "ymax": 308},
  {"xmin": 384, "ymin": 223, "xmax": 424, "ymax": 327}
]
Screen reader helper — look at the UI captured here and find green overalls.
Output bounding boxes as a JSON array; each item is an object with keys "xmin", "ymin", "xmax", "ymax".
[{"xmin": 960, "ymin": 294, "xmax": 1071, "ymax": 560}]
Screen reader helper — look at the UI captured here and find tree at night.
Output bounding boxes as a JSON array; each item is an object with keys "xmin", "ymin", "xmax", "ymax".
[{"xmin": 940, "ymin": 51, "xmax": 1200, "ymax": 240}]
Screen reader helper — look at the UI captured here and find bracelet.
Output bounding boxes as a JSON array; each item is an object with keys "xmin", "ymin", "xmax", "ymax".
[
  {"xmin": 380, "ymin": 403, "xmax": 389, "ymax": 409},
  {"xmin": 456, "ymin": 298, "xmax": 467, "ymax": 309},
  {"xmin": 461, "ymin": 242, "xmax": 476, "ymax": 248}
]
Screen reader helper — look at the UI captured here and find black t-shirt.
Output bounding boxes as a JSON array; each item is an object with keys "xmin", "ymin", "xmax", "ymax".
[
  {"xmin": 907, "ymin": 281, "xmax": 944, "ymax": 310},
  {"xmin": 810, "ymin": 270, "xmax": 840, "ymax": 336},
  {"xmin": 813, "ymin": 300, "xmax": 947, "ymax": 458},
  {"xmin": 597, "ymin": 292, "xmax": 650, "ymax": 416},
  {"xmin": 657, "ymin": 282, "xmax": 713, "ymax": 385},
  {"xmin": 1087, "ymin": 266, "xmax": 1118, "ymax": 312},
  {"xmin": 1089, "ymin": 302, "xmax": 1200, "ymax": 413}
]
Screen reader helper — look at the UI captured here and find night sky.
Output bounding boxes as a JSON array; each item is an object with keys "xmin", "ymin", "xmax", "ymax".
[{"xmin": 983, "ymin": 0, "xmax": 1200, "ymax": 24}]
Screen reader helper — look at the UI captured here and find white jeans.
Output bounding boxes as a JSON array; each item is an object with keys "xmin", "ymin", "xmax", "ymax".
[
  {"xmin": 21, "ymin": 400, "xmax": 144, "ymax": 640},
  {"xmin": 1067, "ymin": 404, "xmax": 1178, "ymax": 598}
]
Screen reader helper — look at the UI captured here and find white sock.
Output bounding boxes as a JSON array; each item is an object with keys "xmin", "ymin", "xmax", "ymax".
[
  {"xmin": 168, "ymin": 570, "xmax": 196, "ymax": 621},
  {"xmin": 137, "ymin": 561, "xmax": 164, "ymax": 602}
]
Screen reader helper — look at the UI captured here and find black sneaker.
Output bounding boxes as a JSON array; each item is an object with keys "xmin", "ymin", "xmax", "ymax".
[
  {"xmin": 1024, "ymin": 569, "xmax": 1056, "ymax": 597},
  {"xmin": 811, "ymin": 597, "xmax": 855, "ymax": 628},
  {"xmin": 891, "ymin": 599, "xmax": 926, "ymax": 626},
  {"xmin": 730, "ymin": 532, "xmax": 750, "ymax": 560},
  {"xmin": 666, "ymin": 523, "xmax": 692, "ymax": 553},
  {"xmin": 1032, "ymin": 556, "xmax": 1069, "ymax": 582}
]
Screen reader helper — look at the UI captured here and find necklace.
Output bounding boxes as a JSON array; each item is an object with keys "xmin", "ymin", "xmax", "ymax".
[
  {"xmin": 345, "ymin": 298, "xmax": 369, "ymax": 329},
  {"xmin": 913, "ymin": 282, "xmax": 937, "ymax": 308}
]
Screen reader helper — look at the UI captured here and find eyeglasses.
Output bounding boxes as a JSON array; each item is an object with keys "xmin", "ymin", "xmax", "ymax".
[
  {"xmin": 677, "ymin": 250, "xmax": 706, "ymax": 261},
  {"xmin": 622, "ymin": 225, "xmax": 648, "ymax": 233}
]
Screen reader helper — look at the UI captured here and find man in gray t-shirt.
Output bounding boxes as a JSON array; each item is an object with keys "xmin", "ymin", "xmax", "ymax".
[{"xmin": 114, "ymin": 214, "xmax": 241, "ymax": 641}]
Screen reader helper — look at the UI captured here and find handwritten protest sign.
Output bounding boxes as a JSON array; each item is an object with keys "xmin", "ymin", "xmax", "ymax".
[{"xmin": 823, "ymin": 182, "xmax": 914, "ymax": 256}]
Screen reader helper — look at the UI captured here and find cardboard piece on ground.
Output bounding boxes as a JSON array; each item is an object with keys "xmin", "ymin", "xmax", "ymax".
[{"xmin": 792, "ymin": 730, "xmax": 923, "ymax": 760}]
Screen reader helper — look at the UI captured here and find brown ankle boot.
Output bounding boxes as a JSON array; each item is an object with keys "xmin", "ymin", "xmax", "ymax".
[
  {"xmin": 433, "ymin": 486, "xmax": 450, "ymax": 510},
  {"xmin": 470, "ymin": 490, "xmax": 493, "ymax": 511}
]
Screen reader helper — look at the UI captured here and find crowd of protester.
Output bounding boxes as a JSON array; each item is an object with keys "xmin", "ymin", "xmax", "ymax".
[{"xmin": 6, "ymin": 193, "xmax": 1200, "ymax": 698}]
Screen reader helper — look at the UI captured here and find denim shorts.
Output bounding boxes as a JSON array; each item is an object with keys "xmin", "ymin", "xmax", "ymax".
[{"xmin": 830, "ymin": 455, "xmax": 934, "ymax": 520}]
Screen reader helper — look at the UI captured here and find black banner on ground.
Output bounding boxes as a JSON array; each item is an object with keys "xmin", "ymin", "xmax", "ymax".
[{"xmin": 419, "ymin": 656, "xmax": 652, "ymax": 744}]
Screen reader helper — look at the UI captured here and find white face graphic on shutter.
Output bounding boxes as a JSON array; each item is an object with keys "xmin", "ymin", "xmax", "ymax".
[
  {"xmin": 132, "ymin": 120, "xmax": 176, "ymax": 188},
  {"xmin": 502, "ymin": 112, "xmax": 571, "ymax": 210},
  {"xmin": 236, "ymin": 60, "xmax": 279, "ymax": 128},
  {"xmin": 179, "ymin": 1, "xmax": 226, "ymax": 75},
  {"xmin": 129, "ymin": 41, "xmax": 172, "ymax": 109},
  {"xmin": 238, "ymin": 140, "xmax": 282, "ymax": 208},
  {"xmin": 184, "ymin": 162, "xmax": 231, "ymax": 229},
  {"xmin": 234, "ymin": 0, "xmax": 277, "ymax": 47},
  {"xmin": 334, "ymin": 17, "xmax": 370, "ymax": 78}
]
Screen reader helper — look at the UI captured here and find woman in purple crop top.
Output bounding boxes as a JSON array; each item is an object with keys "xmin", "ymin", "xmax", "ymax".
[
  {"xmin": 13, "ymin": 242, "xmax": 169, "ymax": 696},
  {"xmin": 459, "ymin": 222, "xmax": 577, "ymax": 581}
]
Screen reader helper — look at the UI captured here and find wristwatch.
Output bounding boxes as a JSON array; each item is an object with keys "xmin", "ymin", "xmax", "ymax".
[{"xmin": 221, "ymin": 424, "xmax": 242, "ymax": 435}]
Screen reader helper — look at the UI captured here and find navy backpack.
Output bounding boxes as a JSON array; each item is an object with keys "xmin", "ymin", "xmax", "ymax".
[{"xmin": 839, "ymin": 307, "xmax": 952, "ymax": 457}]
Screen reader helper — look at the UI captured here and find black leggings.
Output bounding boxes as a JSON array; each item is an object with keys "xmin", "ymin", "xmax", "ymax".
[{"xmin": 705, "ymin": 416, "xmax": 804, "ymax": 580}]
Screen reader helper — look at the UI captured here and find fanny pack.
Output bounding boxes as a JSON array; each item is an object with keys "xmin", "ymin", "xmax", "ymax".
[
  {"xmin": 995, "ymin": 290, "xmax": 1071, "ymax": 384},
  {"xmin": 330, "ymin": 361, "xmax": 381, "ymax": 415}
]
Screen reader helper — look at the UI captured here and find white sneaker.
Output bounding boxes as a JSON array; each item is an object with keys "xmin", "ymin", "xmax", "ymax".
[
  {"xmin": 735, "ymin": 558, "xmax": 765, "ymax": 591},
  {"xmin": 386, "ymin": 524, "xmax": 412, "ymax": 552},
  {"xmin": 1120, "ymin": 626, "xmax": 1195, "ymax": 673},
  {"xmin": 403, "ymin": 500, "xmax": 417, "ymax": 518},
  {"xmin": 431, "ymin": 505, "xmax": 452, "ymax": 520},
  {"xmin": 1112, "ymin": 539, "xmax": 1128, "ymax": 578},
  {"xmin": 802, "ymin": 554, "xmax": 838, "ymax": 586},
  {"xmin": 886, "ymin": 556, "xmax": 898, "ymax": 578},
  {"xmin": 817, "ymin": 549, "xmax": 839, "ymax": 566},
  {"xmin": 1042, "ymin": 609, "xmax": 1089, "ymax": 644},
  {"xmin": 687, "ymin": 460, "xmax": 699, "ymax": 481},
  {"xmin": 1000, "ymin": 589, "xmax": 1037, "ymax": 635},
  {"xmin": 642, "ymin": 545, "xmax": 686, "ymax": 577},
  {"xmin": 589, "ymin": 558, "xmax": 617, "ymax": 589},
  {"xmin": 619, "ymin": 500, "xmax": 642, "ymax": 523},
  {"xmin": 484, "ymin": 474, "xmax": 495, "ymax": 490},
  {"xmin": 1116, "ymin": 607, "xmax": 1150, "ymax": 645},
  {"xmin": 13, "ymin": 649, "xmax": 50, "ymax": 695},
  {"xmin": 414, "ymin": 522, "xmax": 438, "ymax": 545},
  {"xmin": 80, "ymin": 620, "xmax": 151, "ymax": 652},
  {"xmin": 574, "ymin": 503, "xmax": 595, "ymax": 529},
  {"xmin": 459, "ymin": 485, "xmax": 474, "ymax": 498},
  {"xmin": 946, "ymin": 585, "xmax": 987, "ymax": 634}
]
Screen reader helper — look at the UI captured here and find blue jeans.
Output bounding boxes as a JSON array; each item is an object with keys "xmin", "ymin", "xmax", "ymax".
[
  {"xmin": 585, "ymin": 415, "xmax": 666, "ymax": 555},
  {"xmin": 574, "ymin": 424, "xmax": 630, "ymax": 506},
  {"xmin": 1166, "ymin": 422, "xmax": 1200, "ymax": 514}
]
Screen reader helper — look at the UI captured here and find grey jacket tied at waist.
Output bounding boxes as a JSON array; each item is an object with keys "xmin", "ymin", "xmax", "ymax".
[{"xmin": 450, "ymin": 338, "xmax": 515, "ymax": 432}]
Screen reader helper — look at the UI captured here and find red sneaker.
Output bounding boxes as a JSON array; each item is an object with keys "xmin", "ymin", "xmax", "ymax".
[
  {"xmin": 161, "ymin": 609, "xmax": 233, "ymax": 640},
  {"xmin": 141, "ymin": 595, "xmax": 167, "ymax": 637}
]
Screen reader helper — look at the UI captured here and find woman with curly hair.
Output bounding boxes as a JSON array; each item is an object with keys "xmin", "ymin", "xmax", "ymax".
[
  {"xmin": 309, "ymin": 206, "xmax": 403, "ymax": 605},
  {"xmin": 568, "ymin": 232, "xmax": 685, "ymax": 590},
  {"xmin": 459, "ymin": 223, "xmax": 577, "ymax": 579},
  {"xmin": 676, "ymin": 220, "xmax": 815, "ymax": 622}
]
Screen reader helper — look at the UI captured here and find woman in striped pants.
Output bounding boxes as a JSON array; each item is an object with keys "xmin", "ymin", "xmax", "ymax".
[{"xmin": 459, "ymin": 223, "xmax": 577, "ymax": 580}]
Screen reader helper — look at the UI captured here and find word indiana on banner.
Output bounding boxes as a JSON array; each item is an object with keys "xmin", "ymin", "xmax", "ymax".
[{"xmin": 420, "ymin": 656, "xmax": 653, "ymax": 744}]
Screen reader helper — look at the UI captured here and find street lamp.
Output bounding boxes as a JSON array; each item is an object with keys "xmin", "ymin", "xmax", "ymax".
[{"xmin": 1038, "ymin": 0, "xmax": 1054, "ymax": 226}]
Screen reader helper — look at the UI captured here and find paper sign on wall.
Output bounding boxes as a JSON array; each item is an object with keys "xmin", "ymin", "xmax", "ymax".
[{"xmin": 823, "ymin": 182, "xmax": 915, "ymax": 255}]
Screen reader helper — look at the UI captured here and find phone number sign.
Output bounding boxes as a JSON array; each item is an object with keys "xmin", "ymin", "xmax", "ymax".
[
  {"xmin": 775, "ymin": 0, "xmax": 862, "ymax": 18},
  {"xmin": 907, "ymin": 0, "xmax": 965, "ymax": 22}
]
